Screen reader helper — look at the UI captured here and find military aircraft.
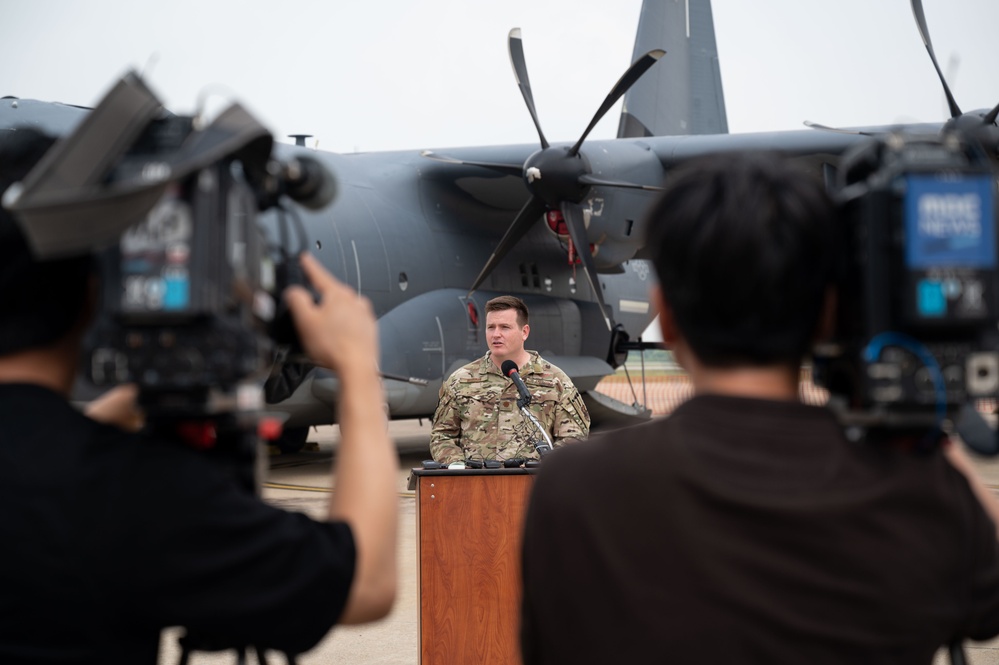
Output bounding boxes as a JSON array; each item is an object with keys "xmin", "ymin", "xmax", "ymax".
[{"xmin": 1, "ymin": 0, "xmax": 996, "ymax": 451}]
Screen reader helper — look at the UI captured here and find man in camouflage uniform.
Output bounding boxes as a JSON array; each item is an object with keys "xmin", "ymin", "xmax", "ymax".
[{"xmin": 430, "ymin": 296, "xmax": 589, "ymax": 466}]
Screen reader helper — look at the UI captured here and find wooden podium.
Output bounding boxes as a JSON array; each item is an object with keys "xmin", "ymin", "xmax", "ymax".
[{"xmin": 409, "ymin": 468, "xmax": 537, "ymax": 665}]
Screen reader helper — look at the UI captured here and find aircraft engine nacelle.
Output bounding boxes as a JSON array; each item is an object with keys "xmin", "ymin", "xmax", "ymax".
[{"xmin": 568, "ymin": 139, "xmax": 666, "ymax": 272}]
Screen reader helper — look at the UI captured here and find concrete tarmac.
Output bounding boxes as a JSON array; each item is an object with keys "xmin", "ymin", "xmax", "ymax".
[{"xmin": 154, "ymin": 418, "xmax": 999, "ymax": 664}]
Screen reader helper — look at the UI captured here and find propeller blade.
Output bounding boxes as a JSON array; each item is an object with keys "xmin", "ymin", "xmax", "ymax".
[
  {"xmin": 909, "ymin": 0, "xmax": 962, "ymax": 119},
  {"xmin": 468, "ymin": 194, "xmax": 548, "ymax": 296},
  {"xmin": 420, "ymin": 150, "xmax": 523, "ymax": 177},
  {"xmin": 561, "ymin": 202, "xmax": 612, "ymax": 331},
  {"xmin": 508, "ymin": 28, "xmax": 549, "ymax": 150},
  {"xmin": 568, "ymin": 49, "xmax": 665, "ymax": 157},
  {"xmin": 984, "ymin": 101, "xmax": 999, "ymax": 126},
  {"xmin": 578, "ymin": 173, "xmax": 664, "ymax": 192},
  {"xmin": 803, "ymin": 120, "xmax": 873, "ymax": 137}
]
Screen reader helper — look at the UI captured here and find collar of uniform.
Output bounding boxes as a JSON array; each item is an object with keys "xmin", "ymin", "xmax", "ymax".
[{"xmin": 480, "ymin": 350, "xmax": 542, "ymax": 377}]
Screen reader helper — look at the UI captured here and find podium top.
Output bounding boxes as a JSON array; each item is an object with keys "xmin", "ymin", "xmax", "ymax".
[{"xmin": 407, "ymin": 466, "xmax": 539, "ymax": 490}]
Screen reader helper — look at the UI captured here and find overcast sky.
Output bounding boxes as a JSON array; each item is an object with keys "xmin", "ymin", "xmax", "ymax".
[{"xmin": 2, "ymin": 0, "xmax": 997, "ymax": 154}]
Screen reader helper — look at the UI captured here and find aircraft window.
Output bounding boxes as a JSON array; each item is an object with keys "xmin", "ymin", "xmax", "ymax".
[
  {"xmin": 569, "ymin": 276, "xmax": 577, "ymax": 294},
  {"xmin": 531, "ymin": 264, "xmax": 540, "ymax": 288},
  {"xmin": 315, "ymin": 240, "xmax": 322, "ymax": 250},
  {"xmin": 625, "ymin": 219, "xmax": 634, "ymax": 236},
  {"xmin": 519, "ymin": 264, "xmax": 529, "ymax": 288},
  {"xmin": 398, "ymin": 272, "xmax": 409, "ymax": 292}
]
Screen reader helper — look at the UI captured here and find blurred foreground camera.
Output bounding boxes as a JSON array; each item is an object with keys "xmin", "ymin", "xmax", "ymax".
[
  {"xmin": 86, "ymin": 117, "xmax": 274, "ymax": 415},
  {"xmin": 813, "ymin": 130, "xmax": 999, "ymax": 451},
  {"xmin": 3, "ymin": 72, "xmax": 335, "ymax": 420},
  {"xmin": 2, "ymin": 73, "xmax": 338, "ymax": 662}
]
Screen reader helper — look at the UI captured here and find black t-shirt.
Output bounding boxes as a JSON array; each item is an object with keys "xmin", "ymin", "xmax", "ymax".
[
  {"xmin": 0, "ymin": 383, "xmax": 356, "ymax": 663},
  {"xmin": 521, "ymin": 394, "xmax": 999, "ymax": 664}
]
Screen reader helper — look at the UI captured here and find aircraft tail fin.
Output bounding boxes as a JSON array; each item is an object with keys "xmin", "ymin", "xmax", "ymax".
[{"xmin": 617, "ymin": 0, "xmax": 728, "ymax": 138}]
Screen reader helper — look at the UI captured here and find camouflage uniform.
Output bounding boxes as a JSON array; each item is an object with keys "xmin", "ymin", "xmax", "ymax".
[{"xmin": 430, "ymin": 350, "xmax": 590, "ymax": 465}]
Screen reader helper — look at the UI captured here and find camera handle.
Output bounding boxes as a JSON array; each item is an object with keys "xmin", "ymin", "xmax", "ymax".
[{"xmin": 269, "ymin": 252, "xmax": 318, "ymax": 350}]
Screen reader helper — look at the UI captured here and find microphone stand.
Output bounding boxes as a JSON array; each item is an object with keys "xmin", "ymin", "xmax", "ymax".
[{"xmin": 517, "ymin": 393, "xmax": 553, "ymax": 458}]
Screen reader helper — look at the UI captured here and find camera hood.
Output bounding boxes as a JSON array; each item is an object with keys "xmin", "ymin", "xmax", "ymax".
[{"xmin": 2, "ymin": 71, "xmax": 273, "ymax": 259}]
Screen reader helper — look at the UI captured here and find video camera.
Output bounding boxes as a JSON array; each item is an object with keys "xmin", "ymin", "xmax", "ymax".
[
  {"xmin": 812, "ymin": 129, "xmax": 999, "ymax": 452},
  {"xmin": 2, "ymin": 73, "xmax": 338, "ymax": 663},
  {"xmin": 2, "ymin": 72, "xmax": 334, "ymax": 421}
]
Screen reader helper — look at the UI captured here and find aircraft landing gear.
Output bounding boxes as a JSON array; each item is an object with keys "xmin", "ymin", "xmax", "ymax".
[{"xmin": 274, "ymin": 426, "xmax": 310, "ymax": 454}]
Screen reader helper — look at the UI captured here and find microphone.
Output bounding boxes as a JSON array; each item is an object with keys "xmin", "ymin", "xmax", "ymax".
[
  {"xmin": 501, "ymin": 359, "xmax": 553, "ymax": 459},
  {"xmin": 501, "ymin": 360, "xmax": 532, "ymax": 407}
]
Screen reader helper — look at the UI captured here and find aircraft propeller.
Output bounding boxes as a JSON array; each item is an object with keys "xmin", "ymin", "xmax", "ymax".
[
  {"xmin": 910, "ymin": 0, "xmax": 962, "ymax": 120},
  {"xmin": 425, "ymin": 31, "xmax": 664, "ymax": 331},
  {"xmin": 909, "ymin": 0, "xmax": 999, "ymax": 145},
  {"xmin": 805, "ymin": 1, "xmax": 999, "ymax": 150}
]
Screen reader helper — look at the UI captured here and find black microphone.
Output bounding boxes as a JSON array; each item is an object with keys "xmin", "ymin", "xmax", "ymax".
[{"xmin": 501, "ymin": 360, "xmax": 532, "ymax": 406}]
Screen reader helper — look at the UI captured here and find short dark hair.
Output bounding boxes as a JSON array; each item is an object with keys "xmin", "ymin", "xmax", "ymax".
[
  {"xmin": 0, "ymin": 128, "xmax": 96, "ymax": 356},
  {"xmin": 485, "ymin": 295, "xmax": 529, "ymax": 327},
  {"xmin": 644, "ymin": 152, "xmax": 838, "ymax": 368}
]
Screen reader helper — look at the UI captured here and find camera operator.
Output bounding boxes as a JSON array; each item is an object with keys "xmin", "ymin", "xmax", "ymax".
[
  {"xmin": 0, "ymin": 128, "xmax": 397, "ymax": 662},
  {"xmin": 520, "ymin": 152, "xmax": 999, "ymax": 663}
]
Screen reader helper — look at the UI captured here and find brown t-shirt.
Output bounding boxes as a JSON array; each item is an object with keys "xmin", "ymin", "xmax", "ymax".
[{"xmin": 521, "ymin": 394, "xmax": 999, "ymax": 664}]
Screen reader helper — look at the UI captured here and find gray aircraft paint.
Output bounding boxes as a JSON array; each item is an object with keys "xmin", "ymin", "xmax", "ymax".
[{"xmin": 618, "ymin": 0, "xmax": 728, "ymax": 138}]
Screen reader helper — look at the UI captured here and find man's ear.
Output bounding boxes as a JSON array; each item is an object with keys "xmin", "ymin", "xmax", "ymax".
[
  {"xmin": 651, "ymin": 285, "xmax": 679, "ymax": 346},
  {"xmin": 522, "ymin": 323, "xmax": 530, "ymax": 340}
]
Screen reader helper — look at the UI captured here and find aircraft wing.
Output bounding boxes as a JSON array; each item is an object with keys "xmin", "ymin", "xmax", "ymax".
[
  {"xmin": 650, "ymin": 124, "xmax": 943, "ymax": 170},
  {"xmin": 0, "ymin": 98, "xmax": 89, "ymax": 138}
]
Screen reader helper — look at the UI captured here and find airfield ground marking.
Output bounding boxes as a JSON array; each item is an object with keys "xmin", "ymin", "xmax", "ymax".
[{"xmin": 263, "ymin": 481, "xmax": 415, "ymax": 499}]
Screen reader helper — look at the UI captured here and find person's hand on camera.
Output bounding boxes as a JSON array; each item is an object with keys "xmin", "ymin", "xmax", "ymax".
[
  {"xmin": 84, "ymin": 383, "xmax": 144, "ymax": 432},
  {"xmin": 283, "ymin": 253, "xmax": 378, "ymax": 375}
]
